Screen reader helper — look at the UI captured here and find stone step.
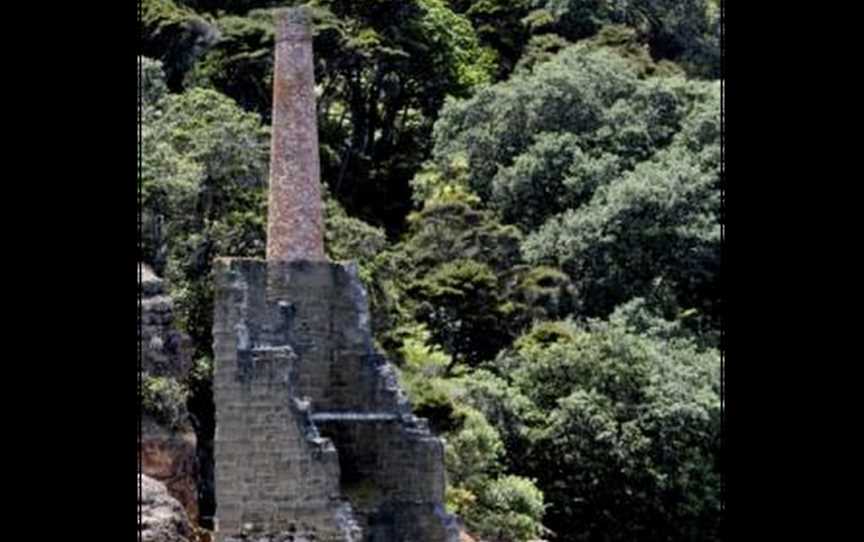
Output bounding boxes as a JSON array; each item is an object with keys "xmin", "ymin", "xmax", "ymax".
[{"xmin": 310, "ymin": 412, "xmax": 400, "ymax": 423}]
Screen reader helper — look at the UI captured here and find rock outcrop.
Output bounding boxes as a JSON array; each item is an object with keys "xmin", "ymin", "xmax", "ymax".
[
  {"xmin": 142, "ymin": 416, "xmax": 200, "ymax": 525},
  {"xmin": 141, "ymin": 263, "xmax": 193, "ymax": 379},
  {"xmin": 140, "ymin": 473, "xmax": 194, "ymax": 542},
  {"xmin": 140, "ymin": 263, "xmax": 200, "ymax": 524}
]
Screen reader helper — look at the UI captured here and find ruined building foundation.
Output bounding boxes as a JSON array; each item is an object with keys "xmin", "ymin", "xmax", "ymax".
[{"xmin": 212, "ymin": 7, "xmax": 458, "ymax": 542}]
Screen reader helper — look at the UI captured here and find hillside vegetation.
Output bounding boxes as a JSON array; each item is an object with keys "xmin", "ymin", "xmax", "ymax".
[{"xmin": 139, "ymin": 1, "xmax": 723, "ymax": 540}]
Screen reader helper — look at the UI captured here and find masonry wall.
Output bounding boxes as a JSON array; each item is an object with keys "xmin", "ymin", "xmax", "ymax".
[
  {"xmin": 212, "ymin": 258, "xmax": 458, "ymax": 542},
  {"xmin": 315, "ymin": 419, "xmax": 450, "ymax": 540},
  {"xmin": 213, "ymin": 260, "xmax": 347, "ymax": 540}
]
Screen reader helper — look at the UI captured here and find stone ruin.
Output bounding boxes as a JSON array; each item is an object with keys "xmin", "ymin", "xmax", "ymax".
[{"xmin": 211, "ymin": 7, "xmax": 459, "ymax": 542}]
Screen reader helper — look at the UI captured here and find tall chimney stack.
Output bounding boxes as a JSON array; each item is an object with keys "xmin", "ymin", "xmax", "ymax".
[{"xmin": 266, "ymin": 6, "xmax": 325, "ymax": 261}]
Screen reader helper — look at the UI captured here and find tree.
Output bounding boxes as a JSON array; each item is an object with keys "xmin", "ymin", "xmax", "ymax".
[
  {"xmin": 183, "ymin": 12, "xmax": 276, "ymax": 120},
  {"xmin": 448, "ymin": 0, "xmax": 534, "ymax": 79},
  {"xmin": 365, "ymin": 199, "xmax": 523, "ymax": 358},
  {"xmin": 431, "ymin": 43, "xmax": 720, "ymax": 339},
  {"xmin": 139, "ymin": 5, "xmax": 723, "ymax": 538},
  {"xmin": 454, "ymin": 369, "xmax": 542, "ymax": 474},
  {"xmin": 400, "ymin": 201, "xmax": 523, "ymax": 276},
  {"xmin": 491, "ymin": 316, "xmax": 721, "ymax": 541},
  {"xmin": 371, "ymin": 198, "xmax": 577, "ymax": 365},
  {"xmin": 527, "ymin": 0, "xmax": 613, "ymax": 41},
  {"xmin": 527, "ymin": 0, "xmax": 721, "ymax": 78},
  {"xmin": 140, "ymin": 63, "xmax": 269, "ymax": 352},
  {"xmin": 176, "ymin": 0, "xmax": 283, "ymax": 13},
  {"xmin": 490, "ymin": 132, "xmax": 601, "ymax": 229},
  {"xmin": 433, "ymin": 45, "xmax": 645, "ymax": 203},
  {"xmin": 395, "ymin": 326, "xmax": 546, "ymax": 542},
  {"xmin": 139, "ymin": 56, "xmax": 170, "ymax": 108},
  {"xmin": 141, "ymin": 0, "xmax": 219, "ymax": 90},
  {"xmin": 181, "ymin": 0, "xmax": 496, "ymax": 234},
  {"xmin": 324, "ymin": 196, "xmax": 387, "ymax": 270},
  {"xmin": 433, "ymin": 43, "xmax": 710, "ymax": 207},
  {"xmin": 522, "ymin": 142, "xmax": 721, "ymax": 336},
  {"xmin": 408, "ymin": 259, "xmax": 511, "ymax": 367},
  {"xmin": 614, "ymin": 0, "xmax": 721, "ymax": 78}
]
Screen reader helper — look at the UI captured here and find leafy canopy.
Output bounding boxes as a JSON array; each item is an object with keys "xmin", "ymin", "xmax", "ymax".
[
  {"xmin": 486, "ymin": 315, "xmax": 721, "ymax": 541},
  {"xmin": 431, "ymin": 42, "xmax": 721, "ymax": 338}
]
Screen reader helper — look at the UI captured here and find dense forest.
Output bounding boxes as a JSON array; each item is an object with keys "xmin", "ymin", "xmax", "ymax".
[{"xmin": 140, "ymin": 0, "xmax": 723, "ymax": 540}]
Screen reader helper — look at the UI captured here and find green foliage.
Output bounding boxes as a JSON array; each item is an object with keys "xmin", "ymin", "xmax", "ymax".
[
  {"xmin": 185, "ymin": 356, "xmax": 215, "ymax": 435},
  {"xmin": 491, "ymin": 133, "xmax": 584, "ymax": 230},
  {"xmin": 512, "ymin": 31, "xmax": 572, "ymax": 73},
  {"xmin": 373, "ymin": 198, "xmax": 579, "ymax": 365},
  {"xmin": 309, "ymin": 0, "xmax": 497, "ymax": 231},
  {"xmin": 418, "ymin": 0, "xmax": 498, "ymax": 89},
  {"xmin": 455, "ymin": 369, "xmax": 542, "ymax": 473},
  {"xmin": 578, "ymin": 24, "xmax": 686, "ymax": 78},
  {"xmin": 140, "ymin": 3, "xmax": 721, "ymax": 539},
  {"xmin": 400, "ymin": 323, "xmax": 452, "ymax": 376},
  {"xmin": 324, "ymin": 197, "xmax": 387, "ymax": 269},
  {"xmin": 608, "ymin": 296, "xmax": 715, "ymax": 346},
  {"xmin": 443, "ymin": 405, "xmax": 546, "ymax": 541},
  {"xmin": 409, "ymin": 258, "xmax": 511, "ymax": 366},
  {"xmin": 434, "ymin": 43, "xmax": 709, "ymax": 210},
  {"xmin": 394, "ymin": 328, "xmax": 547, "ymax": 541},
  {"xmin": 522, "ymin": 141, "xmax": 721, "ymax": 335},
  {"xmin": 141, "ymin": 81, "xmax": 268, "ymax": 354},
  {"xmin": 509, "ymin": 326, "xmax": 654, "ymax": 413},
  {"xmin": 432, "ymin": 43, "xmax": 720, "ymax": 341},
  {"xmin": 184, "ymin": 12, "xmax": 276, "ymax": 118},
  {"xmin": 614, "ymin": 0, "xmax": 721, "ymax": 78},
  {"xmin": 509, "ymin": 266, "xmax": 578, "ymax": 326},
  {"xmin": 403, "ymin": 202, "xmax": 523, "ymax": 275},
  {"xmin": 443, "ymin": 262, "xmax": 575, "ymax": 344},
  {"xmin": 178, "ymin": 0, "xmax": 495, "ymax": 232},
  {"xmin": 366, "ymin": 199, "xmax": 533, "ymax": 362},
  {"xmin": 433, "ymin": 45, "xmax": 643, "ymax": 202},
  {"xmin": 187, "ymin": 356, "xmax": 213, "ymax": 386},
  {"xmin": 143, "ymin": 0, "xmax": 499, "ymax": 233},
  {"xmin": 322, "ymin": 198, "xmax": 388, "ymax": 328},
  {"xmin": 513, "ymin": 320, "xmax": 578, "ymax": 350},
  {"xmin": 139, "ymin": 57, "xmax": 170, "ymax": 108},
  {"xmin": 527, "ymin": 0, "xmax": 612, "ymax": 40},
  {"xmin": 176, "ymin": 0, "xmax": 285, "ymax": 13},
  {"xmin": 445, "ymin": 405, "xmax": 504, "ymax": 487},
  {"xmin": 141, "ymin": 373, "xmax": 190, "ymax": 429},
  {"xmin": 448, "ymin": 0, "xmax": 533, "ymax": 78},
  {"xmin": 490, "ymin": 316, "xmax": 721, "ymax": 541},
  {"xmin": 410, "ymin": 157, "xmax": 482, "ymax": 207},
  {"xmin": 472, "ymin": 475, "xmax": 547, "ymax": 542},
  {"xmin": 141, "ymin": 0, "xmax": 219, "ymax": 90},
  {"xmin": 528, "ymin": 0, "xmax": 721, "ymax": 78},
  {"xmin": 396, "ymin": 324, "xmax": 462, "ymax": 433},
  {"xmin": 150, "ymin": 88, "xmax": 268, "ymax": 191}
]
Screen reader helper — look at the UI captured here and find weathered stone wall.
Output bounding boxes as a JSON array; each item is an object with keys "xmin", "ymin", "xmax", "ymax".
[
  {"xmin": 315, "ymin": 419, "xmax": 451, "ymax": 540},
  {"xmin": 213, "ymin": 260, "xmax": 355, "ymax": 541},
  {"xmin": 213, "ymin": 258, "xmax": 458, "ymax": 542}
]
